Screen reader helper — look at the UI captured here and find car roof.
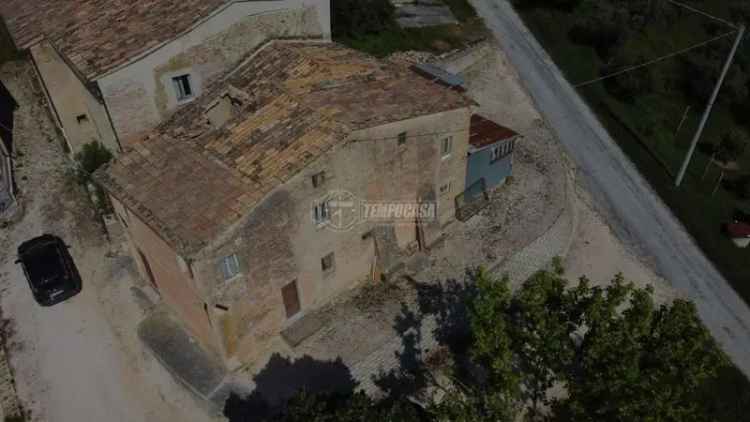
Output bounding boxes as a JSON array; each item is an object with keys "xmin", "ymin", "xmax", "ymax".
[{"xmin": 17, "ymin": 234, "xmax": 63, "ymax": 256}]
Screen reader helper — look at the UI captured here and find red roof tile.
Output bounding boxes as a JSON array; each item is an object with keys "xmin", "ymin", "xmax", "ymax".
[
  {"xmin": 0, "ymin": 0, "xmax": 232, "ymax": 79},
  {"xmin": 469, "ymin": 114, "xmax": 518, "ymax": 149},
  {"xmin": 95, "ymin": 41, "xmax": 474, "ymax": 256}
]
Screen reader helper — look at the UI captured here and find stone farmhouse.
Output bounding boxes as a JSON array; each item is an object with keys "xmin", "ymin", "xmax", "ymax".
[
  {"xmin": 0, "ymin": 0, "xmax": 331, "ymax": 155},
  {"xmin": 94, "ymin": 40, "xmax": 490, "ymax": 368}
]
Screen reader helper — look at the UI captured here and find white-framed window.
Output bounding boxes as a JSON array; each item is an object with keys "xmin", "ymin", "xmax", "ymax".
[
  {"xmin": 321, "ymin": 252, "xmax": 335, "ymax": 273},
  {"xmin": 313, "ymin": 201, "xmax": 330, "ymax": 225},
  {"xmin": 440, "ymin": 181, "xmax": 452, "ymax": 196},
  {"xmin": 172, "ymin": 74, "xmax": 194, "ymax": 102},
  {"xmin": 490, "ymin": 139, "xmax": 515, "ymax": 163},
  {"xmin": 441, "ymin": 136, "xmax": 453, "ymax": 159},
  {"xmin": 219, "ymin": 253, "xmax": 241, "ymax": 281}
]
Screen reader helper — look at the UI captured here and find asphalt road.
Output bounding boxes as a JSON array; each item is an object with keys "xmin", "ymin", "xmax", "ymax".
[{"xmin": 471, "ymin": 0, "xmax": 750, "ymax": 375}]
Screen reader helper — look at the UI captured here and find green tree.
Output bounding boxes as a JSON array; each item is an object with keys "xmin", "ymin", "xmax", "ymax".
[
  {"xmin": 74, "ymin": 141, "xmax": 113, "ymax": 213},
  {"xmin": 239, "ymin": 269, "xmax": 730, "ymax": 422},
  {"xmin": 716, "ymin": 129, "xmax": 747, "ymax": 163},
  {"xmin": 551, "ymin": 276, "xmax": 727, "ymax": 421},
  {"xmin": 331, "ymin": 0, "xmax": 395, "ymax": 39},
  {"xmin": 602, "ymin": 55, "xmax": 654, "ymax": 102}
]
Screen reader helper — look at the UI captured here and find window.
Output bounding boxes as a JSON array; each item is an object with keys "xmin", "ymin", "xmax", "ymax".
[
  {"xmin": 440, "ymin": 181, "xmax": 452, "ymax": 196},
  {"xmin": 490, "ymin": 139, "xmax": 515, "ymax": 163},
  {"xmin": 397, "ymin": 132, "xmax": 407, "ymax": 145},
  {"xmin": 76, "ymin": 114, "xmax": 88, "ymax": 124},
  {"xmin": 219, "ymin": 253, "xmax": 241, "ymax": 280},
  {"xmin": 312, "ymin": 171, "xmax": 326, "ymax": 188},
  {"xmin": 172, "ymin": 74, "xmax": 193, "ymax": 101},
  {"xmin": 321, "ymin": 252, "xmax": 335, "ymax": 273},
  {"xmin": 313, "ymin": 201, "xmax": 330, "ymax": 225},
  {"xmin": 441, "ymin": 136, "xmax": 453, "ymax": 158}
]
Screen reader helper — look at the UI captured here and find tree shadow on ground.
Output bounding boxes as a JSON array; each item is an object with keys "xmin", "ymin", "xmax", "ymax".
[
  {"xmin": 224, "ymin": 353, "xmax": 357, "ymax": 422},
  {"xmin": 372, "ymin": 269, "xmax": 482, "ymax": 399}
]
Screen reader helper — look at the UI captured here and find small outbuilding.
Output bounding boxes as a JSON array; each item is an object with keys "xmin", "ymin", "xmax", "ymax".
[{"xmin": 465, "ymin": 114, "xmax": 519, "ymax": 192}]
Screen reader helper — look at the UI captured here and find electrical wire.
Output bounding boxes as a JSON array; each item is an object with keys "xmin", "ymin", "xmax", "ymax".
[
  {"xmin": 666, "ymin": 0, "xmax": 737, "ymax": 29},
  {"xmin": 574, "ymin": 30, "xmax": 736, "ymax": 88}
]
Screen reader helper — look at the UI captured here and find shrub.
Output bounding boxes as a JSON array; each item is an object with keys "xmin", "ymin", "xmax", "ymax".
[
  {"xmin": 73, "ymin": 141, "xmax": 113, "ymax": 214},
  {"xmin": 332, "ymin": 0, "xmax": 396, "ymax": 39},
  {"xmin": 602, "ymin": 55, "xmax": 654, "ymax": 102},
  {"xmin": 568, "ymin": 18, "xmax": 624, "ymax": 60},
  {"xmin": 716, "ymin": 129, "xmax": 747, "ymax": 163}
]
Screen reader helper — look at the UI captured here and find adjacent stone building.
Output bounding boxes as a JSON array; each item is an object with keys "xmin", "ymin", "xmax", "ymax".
[
  {"xmin": 0, "ymin": 80, "xmax": 17, "ymax": 215},
  {"xmin": 95, "ymin": 40, "xmax": 476, "ymax": 368},
  {"xmin": 0, "ymin": 0, "xmax": 331, "ymax": 155}
]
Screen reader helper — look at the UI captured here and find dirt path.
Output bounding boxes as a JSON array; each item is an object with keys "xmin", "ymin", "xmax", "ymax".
[{"xmin": 0, "ymin": 61, "xmax": 213, "ymax": 422}]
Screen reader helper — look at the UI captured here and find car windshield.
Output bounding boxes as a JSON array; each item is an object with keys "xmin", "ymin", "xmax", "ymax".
[{"xmin": 24, "ymin": 242, "xmax": 65, "ymax": 288}]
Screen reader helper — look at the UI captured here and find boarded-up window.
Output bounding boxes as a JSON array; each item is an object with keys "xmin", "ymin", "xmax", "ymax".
[
  {"xmin": 282, "ymin": 280, "xmax": 301, "ymax": 318},
  {"xmin": 321, "ymin": 252, "xmax": 335, "ymax": 272},
  {"xmin": 312, "ymin": 171, "xmax": 326, "ymax": 188}
]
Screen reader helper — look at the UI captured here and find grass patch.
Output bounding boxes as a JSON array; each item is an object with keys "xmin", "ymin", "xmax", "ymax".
[
  {"xmin": 338, "ymin": 18, "xmax": 486, "ymax": 58},
  {"xmin": 443, "ymin": 0, "xmax": 478, "ymax": 22},
  {"xmin": 518, "ymin": 3, "xmax": 750, "ymax": 307}
]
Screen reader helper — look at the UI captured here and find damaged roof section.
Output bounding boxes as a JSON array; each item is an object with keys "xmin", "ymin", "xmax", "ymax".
[
  {"xmin": 0, "ymin": 0, "xmax": 233, "ymax": 79},
  {"xmin": 95, "ymin": 41, "xmax": 474, "ymax": 256}
]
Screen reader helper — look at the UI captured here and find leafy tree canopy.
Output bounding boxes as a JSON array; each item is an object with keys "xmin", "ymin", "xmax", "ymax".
[{"xmin": 235, "ymin": 267, "xmax": 730, "ymax": 422}]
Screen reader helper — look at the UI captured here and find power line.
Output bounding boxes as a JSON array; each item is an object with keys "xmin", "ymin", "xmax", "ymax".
[
  {"xmin": 574, "ymin": 30, "xmax": 736, "ymax": 88},
  {"xmin": 666, "ymin": 0, "xmax": 737, "ymax": 29}
]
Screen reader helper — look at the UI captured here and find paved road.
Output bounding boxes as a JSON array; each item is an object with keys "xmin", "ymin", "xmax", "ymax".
[{"xmin": 471, "ymin": 0, "xmax": 750, "ymax": 375}]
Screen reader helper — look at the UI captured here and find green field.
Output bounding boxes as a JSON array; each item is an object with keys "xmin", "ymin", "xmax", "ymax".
[
  {"xmin": 517, "ymin": 1, "xmax": 750, "ymax": 418},
  {"xmin": 520, "ymin": 1, "xmax": 750, "ymax": 304}
]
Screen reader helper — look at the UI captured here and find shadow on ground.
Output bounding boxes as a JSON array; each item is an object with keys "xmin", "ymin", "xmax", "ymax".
[
  {"xmin": 223, "ymin": 270, "xmax": 485, "ymax": 421},
  {"xmin": 373, "ymin": 270, "xmax": 481, "ymax": 399},
  {"xmin": 223, "ymin": 354, "xmax": 357, "ymax": 421}
]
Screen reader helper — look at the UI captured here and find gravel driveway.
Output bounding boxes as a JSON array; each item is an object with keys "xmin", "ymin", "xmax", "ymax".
[{"xmin": 470, "ymin": 0, "xmax": 750, "ymax": 375}]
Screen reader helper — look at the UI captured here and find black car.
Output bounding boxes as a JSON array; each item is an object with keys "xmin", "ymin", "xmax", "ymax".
[{"xmin": 15, "ymin": 235, "xmax": 82, "ymax": 306}]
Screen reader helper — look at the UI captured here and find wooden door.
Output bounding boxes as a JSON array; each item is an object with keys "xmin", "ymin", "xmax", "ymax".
[{"xmin": 282, "ymin": 280, "xmax": 301, "ymax": 318}]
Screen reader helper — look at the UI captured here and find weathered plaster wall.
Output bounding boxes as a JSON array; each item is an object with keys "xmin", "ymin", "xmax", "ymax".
[
  {"xmin": 194, "ymin": 108, "xmax": 471, "ymax": 366},
  {"xmin": 110, "ymin": 197, "xmax": 220, "ymax": 357},
  {"xmin": 30, "ymin": 41, "xmax": 119, "ymax": 155},
  {"xmin": 97, "ymin": 0, "xmax": 330, "ymax": 144}
]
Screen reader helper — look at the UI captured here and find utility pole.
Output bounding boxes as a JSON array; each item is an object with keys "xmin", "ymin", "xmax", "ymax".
[{"xmin": 675, "ymin": 25, "xmax": 745, "ymax": 187}]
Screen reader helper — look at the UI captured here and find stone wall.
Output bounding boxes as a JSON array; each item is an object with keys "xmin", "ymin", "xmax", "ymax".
[
  {"xmin": 30, "ymin": 41, "xmax": 120, "ymax": 155},
  {"xmin": 110, "ymin": 196, "xmax": 221, "ymax": 357},
  {"xmin": 97, "ymin": 0, "xmax": 330, "ymax": 144},
  {"xmin": 193, "ymin": 108, "xmax": 471, "ymax": 366}
]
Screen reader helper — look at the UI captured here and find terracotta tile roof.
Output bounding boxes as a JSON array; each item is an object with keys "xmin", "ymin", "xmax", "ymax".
[
  {"xmin": 0, "ymin": 0, "xmax": 232, "ymax": 79},
  {"xmin": 469, "ymin": 114, "xmax": 518, "ymax": 149},
  {"xmin": 95, "ymin": 41, "xmax": 474, "ymax": 256}
]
